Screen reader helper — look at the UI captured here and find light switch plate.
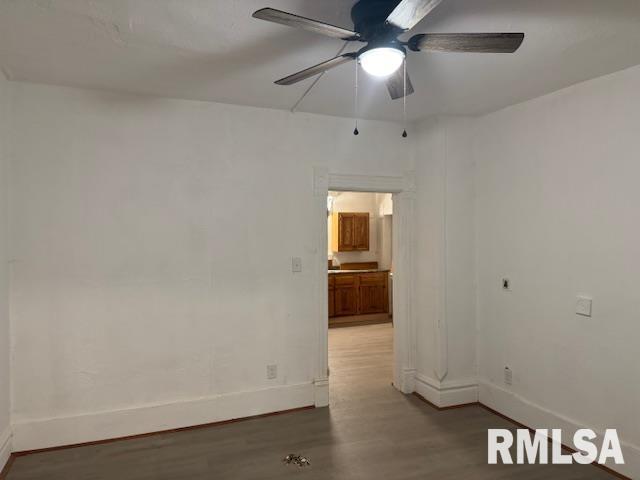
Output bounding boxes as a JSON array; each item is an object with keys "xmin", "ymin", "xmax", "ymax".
[
  {"xmin": 292, "ymin": 257, "xmax": 302, "ymax": 273},
  {"xmin": 576, "ymin": 296, "xmax": 592, "ymax": 317}
]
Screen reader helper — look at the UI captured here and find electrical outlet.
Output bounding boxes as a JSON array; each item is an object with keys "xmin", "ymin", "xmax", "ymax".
[
  {"xmin": 267, "ymin": 364, "xmax": 278, "ymax": 380},
  {"xmin": 504, "ymin": 366, "xmax": 513, "ymax": 386},
  {"xmin": 292, "ymin": 257, "xmax": 302, "ymax": 273},
  {"xmin": 576, "ymin": 296, "xmax": 592, "ymax": 317}
]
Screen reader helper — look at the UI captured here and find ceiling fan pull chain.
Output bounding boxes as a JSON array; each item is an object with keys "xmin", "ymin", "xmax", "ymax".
[
  {"xmin": 402, "ymin": 58, "xmax": 408, "ymax": 138},
  {"xmin": 353, "ymin": 58, "xmax": 360, "ymax": 136}
]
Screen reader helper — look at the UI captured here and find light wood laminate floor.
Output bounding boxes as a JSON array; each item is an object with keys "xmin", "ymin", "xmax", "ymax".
[{"xmin": 5, "ymin": 323, "xmax": 613, "ymax": 479}]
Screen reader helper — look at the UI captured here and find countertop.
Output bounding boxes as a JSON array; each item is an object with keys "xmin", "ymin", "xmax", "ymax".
[{"xmin": 328, "ymin": 269, "xmax": 390, "ymax": 274}]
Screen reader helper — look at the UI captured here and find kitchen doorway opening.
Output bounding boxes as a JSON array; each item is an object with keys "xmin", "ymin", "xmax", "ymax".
[
  {"xmin": 327, "ymin": 190, "xmax": 394, "ymax": 404},
  {"xmin": 312, "ymin": 171, "xmax": 415, "ymax": 409}
]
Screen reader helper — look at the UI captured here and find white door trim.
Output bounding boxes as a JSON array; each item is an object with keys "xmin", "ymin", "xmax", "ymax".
[{"xmin": 313, "ymin": 168, "xmax": 419, "ymax": 406}]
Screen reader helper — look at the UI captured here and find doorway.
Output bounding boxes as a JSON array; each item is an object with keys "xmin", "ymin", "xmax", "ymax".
[
  {"xmin": 312, "ymin": 170, "xmax": 416, "ymax": 408},
  {"xmin": 327, "ymin": 191, "xmax": 394, "ymax": 402}
]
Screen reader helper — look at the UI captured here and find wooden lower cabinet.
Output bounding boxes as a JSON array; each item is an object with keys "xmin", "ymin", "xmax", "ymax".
[
  {"xmin": 359, "ymin": 273, "xmax": 389, "ymax": 314},
  {"xmin": 328, "ymin": 276, "xmax": 335, "ymax": 317},
  {"xmin": 334, "ymin": 275, "xmax": 359, "ymax": 316},
  {"xmin": 329, "ymin": 271, "xmax": 389, "ymax": 325}
]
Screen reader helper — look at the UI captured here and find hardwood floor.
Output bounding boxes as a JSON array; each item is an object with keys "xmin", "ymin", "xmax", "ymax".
[{"xmin": 5, "ymin": 324, "xmax": 613, "ymax": 479}]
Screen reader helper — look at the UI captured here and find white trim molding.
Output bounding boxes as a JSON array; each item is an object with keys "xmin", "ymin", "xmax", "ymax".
[
  {"xmin": 312, "ymin": 167, "xmax": 330, "ymax": 407},
  {"xmin": 11, "ymin": 383, "xmax": 314, "ymax": 452},
  {"xmin": 0, "ymin": 426, "xmax": 12, "ymax": 472},
  {"xmin": 400, "ymin": 368, "xmax": 417, "ymax": 394},
  {"xmin": 315, "ymin": 170, "xmax": 421, "ymax": 397},
  {"xmin": 479, "ymin": 380, "xmax": 639, "ymax": 479},
  {"xmin": 415, "ymin": 374, "xmax": 478, "ymax": 408},
  {"xmin": 326, "ymin": 173, "xmax": 406, "ymax": 194},
  {"xmin": 313, "ymin": 378, "xmax": 329, "ymax": 408},
  {"xmin": 391, "ymin": 186, "xmax": 417, "ymax": 393}
]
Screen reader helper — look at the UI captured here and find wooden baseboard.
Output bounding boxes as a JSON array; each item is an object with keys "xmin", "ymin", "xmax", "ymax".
[{"xmin": 329, "ymin": 313, "xmax": 391, "ymax": 328}]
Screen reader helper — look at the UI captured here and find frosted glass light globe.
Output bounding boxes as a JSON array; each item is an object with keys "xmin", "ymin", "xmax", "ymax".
[{"xmin": 359, "ymin": 47, "xmax": 405, "ymax": 77}]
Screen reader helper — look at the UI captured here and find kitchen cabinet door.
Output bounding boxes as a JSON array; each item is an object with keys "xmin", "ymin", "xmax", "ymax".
[
  {"xmin": 359, "ymin": 273, "xmax": 388, "ymax": 314},
  {"xmin": 352, "ymin": 213, "xmax": 369, "ymax": 251},
  {"xmin": 331, "ymin": 212, "xmax": 369, "ymax": 252},
  {"xmin": 338, "ymin": 213, "xmax": 354, "ymax": 251},
  {"xmin": 328, "ymin": 275, "xmax": 335, "ymax": 318},
  {"xmin": 333, "ymin": 275, "xmax": 358, "ymax": 316}
]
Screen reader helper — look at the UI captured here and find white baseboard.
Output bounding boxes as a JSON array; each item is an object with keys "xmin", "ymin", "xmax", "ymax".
[
  {"xmin": 314, "ymin": 378, "xmax": 329, "ymax": 407},
  {"xmin": 479, "ymin": 379, "xmax": 639, "ymax": 479},
  {"xmin": 0, "ymin": 426, "xmax": 11, "ymax": 473},
  {"xmin": 12, "ymin": 382, "xmax": 314, "ymax": 452},
  {"xmin": 398, "ymin": 368, "xmax": 416, "ymax": 394},
  {"xmin": 415, "ymin": 374, "xmax": 478, "ymax": 408}
]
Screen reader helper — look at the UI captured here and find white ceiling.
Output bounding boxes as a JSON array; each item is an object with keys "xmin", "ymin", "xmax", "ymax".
[{"xmin": 1, "ymin": 0, "xmax": 640, "ymax": 122}]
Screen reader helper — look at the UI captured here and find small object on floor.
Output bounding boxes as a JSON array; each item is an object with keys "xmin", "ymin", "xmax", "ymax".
[{"xmin": 283, "ymin": 453, "xmax": 311, "ymax": 467}]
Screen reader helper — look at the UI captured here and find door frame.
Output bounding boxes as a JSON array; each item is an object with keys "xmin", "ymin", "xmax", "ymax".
[{"xmin": 313, "ymin": 168, "xmax": 417, "ymax": 406}]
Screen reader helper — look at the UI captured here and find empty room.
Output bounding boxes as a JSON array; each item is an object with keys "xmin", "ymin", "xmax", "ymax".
[{"xmin": 0, "ymin": 0, "xmax": 639, "ymax": 479}]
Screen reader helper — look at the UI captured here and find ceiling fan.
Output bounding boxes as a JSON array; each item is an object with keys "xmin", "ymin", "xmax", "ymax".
[{"xmin": 253, "ymin": 0, "xmax": 524, "ymax": 100}]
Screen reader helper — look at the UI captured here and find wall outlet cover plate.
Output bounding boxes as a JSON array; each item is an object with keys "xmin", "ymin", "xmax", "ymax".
[
  {"xmin": 576, "ymin": 296, "xmax": 592, "ymax": 317},
  {"xmin": 292, "ymin": 257, "xmax": 302, "ymax": 273}
]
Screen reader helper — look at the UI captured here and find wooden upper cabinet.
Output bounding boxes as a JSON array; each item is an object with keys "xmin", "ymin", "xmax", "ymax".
[
  {"xmin": 331, "ymin": 212, "xmax": 369, "ymax": 252},
  {"xmin": 352, "ymin": 213, "xmax": 369, "ymax": 250}
]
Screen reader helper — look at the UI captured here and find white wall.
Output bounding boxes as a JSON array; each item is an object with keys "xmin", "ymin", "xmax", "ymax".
[
  {"xmin": 0, "ymin": 73, "xmax": 12, "ymax": 470},
  {"xmin": 6, "ymin": 59, "xmax": 639, "ymax": 478},
  {"xmin": 475, "ymin": 64, "xmax": 640, "ymax": 477},
  {"xmin": 6, "ymin": 82, "xmax": 413, "ymax": 450},
  {"xmin": 413, "ymin": 116, "xmax": 477, "ymax": 406}
]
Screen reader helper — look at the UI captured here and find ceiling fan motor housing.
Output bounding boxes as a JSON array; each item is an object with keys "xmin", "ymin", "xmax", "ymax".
[{"xmin": 351, "ymin": 0, "xmax": 406, "ymax": 42}]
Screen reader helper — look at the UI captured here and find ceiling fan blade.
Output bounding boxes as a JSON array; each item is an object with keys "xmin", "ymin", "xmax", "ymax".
[
  {"xmin": 275, "ymin": 53, "xmax": 356, "ymax": 86},
  {"xmin": 386, "ymin": 69, "xmax": 415, "ymax": 100},
  {"xmin": 409, "ymin": 33, "xmax": 525, "ymax": 53},
  {"xmin": 386, "ymin": 0, "xmax": 443, "ymax": 31},
  {"xmin": 253, "ymin": 8, "xmax": 360, "ymax": 40}
]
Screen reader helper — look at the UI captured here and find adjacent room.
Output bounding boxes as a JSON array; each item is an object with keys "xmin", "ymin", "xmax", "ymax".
[
  {"xmin": 327, "ymin": 191, "xmax": 394, "ymax": 407},
  {"xmin": 1, "ymin": 0, "xmax": 639, "ymax": 479},
  {"xmin": 328, "ymin": 191, "xmax": 393, "ymax": 326}
]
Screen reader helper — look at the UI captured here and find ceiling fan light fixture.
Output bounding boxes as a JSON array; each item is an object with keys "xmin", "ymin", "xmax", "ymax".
[{"xmin": 359, "ymin": 47, "xmax": 405, "ymax": 78}]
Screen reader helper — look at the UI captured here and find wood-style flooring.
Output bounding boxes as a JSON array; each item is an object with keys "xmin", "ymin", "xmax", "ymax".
[{"xmin": 5, "ymin": 323, "xmax": 613, "ymax": 479}]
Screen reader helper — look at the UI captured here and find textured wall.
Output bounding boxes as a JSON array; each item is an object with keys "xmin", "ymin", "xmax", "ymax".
[
  {"xmin": 475, "ymin": 64, "xmax": 640, "ymax": 477},
  {"xmin": 7, "ymin": 82, "xmax": 413, "ymax": 450},
  {"xmin": 0, "ymin": 73, "xmax": 11, "ymax": 469}
]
